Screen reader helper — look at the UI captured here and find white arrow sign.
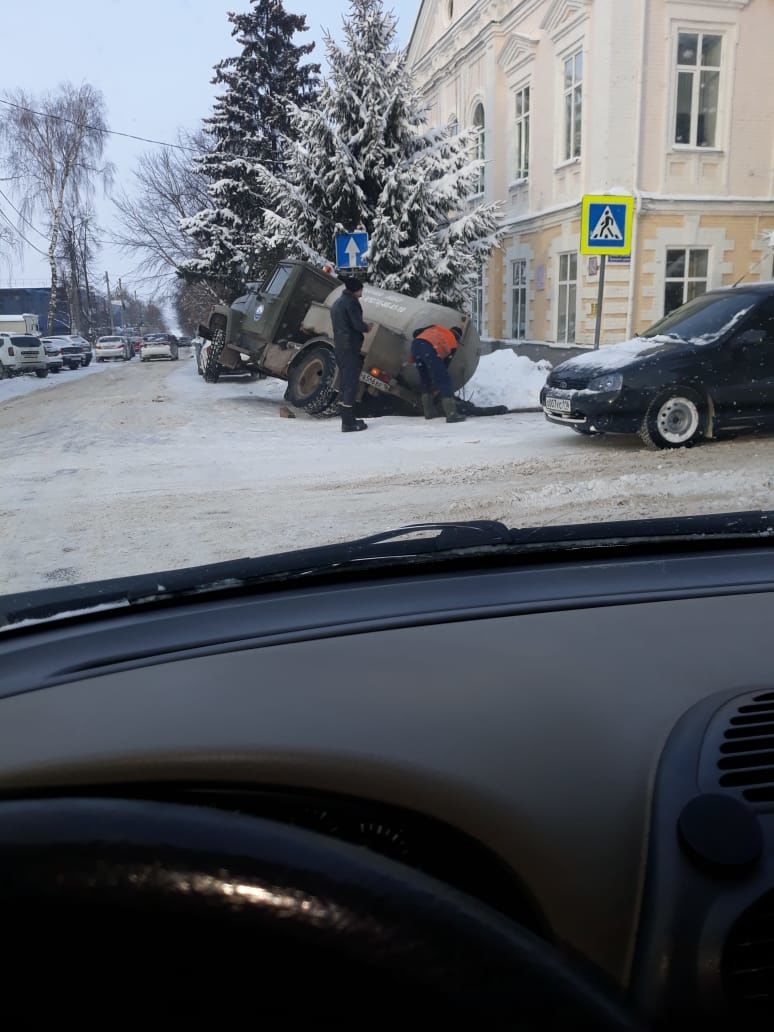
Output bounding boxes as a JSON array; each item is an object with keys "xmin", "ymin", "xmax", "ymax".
[{"xmin": 345, "ymin": 238, "xmax": 360, "ymax": 268}]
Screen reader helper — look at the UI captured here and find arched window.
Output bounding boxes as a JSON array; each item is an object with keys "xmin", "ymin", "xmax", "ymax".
[{"xmin": 472, "ymin": 103, "xmax": 485, "ymax": 194}]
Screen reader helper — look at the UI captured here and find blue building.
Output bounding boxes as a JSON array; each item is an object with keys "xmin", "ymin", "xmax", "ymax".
[{"xmin": 0, "ymin": 287, "xmax": 79, "ymax": 335}]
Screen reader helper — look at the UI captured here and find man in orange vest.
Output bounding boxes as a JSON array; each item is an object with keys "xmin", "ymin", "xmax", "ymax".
[{"xmin": 410, "ymin": 324, "xmax": 465, "ymax": 423}]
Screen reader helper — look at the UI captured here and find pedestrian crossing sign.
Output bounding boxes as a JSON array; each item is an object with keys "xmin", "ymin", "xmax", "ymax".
[{"xmin": 581, "ymin": 195, "xmax": 634, "ymax": 256}]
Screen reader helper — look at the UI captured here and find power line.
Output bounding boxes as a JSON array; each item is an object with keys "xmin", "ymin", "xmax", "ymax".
[
  {"xmin": 0, "ymin": 97, "xmax": 197, "ymax": 153},
  {"xmin": 0, "ymin": 186, "xmax": 48, "ymax": 239},
  {"xmin": 0, "ymin": 205, "xmax": 48, "ymax": 256}
]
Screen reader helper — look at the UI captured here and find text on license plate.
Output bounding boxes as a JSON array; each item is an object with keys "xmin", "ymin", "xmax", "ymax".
[
  {"xmin": 360, "ymin": 371, "xmax": 390, "ymax": 392},
  {"xmin": 545, "ymin": 396, "xmax": 572, "ymax": 413}
]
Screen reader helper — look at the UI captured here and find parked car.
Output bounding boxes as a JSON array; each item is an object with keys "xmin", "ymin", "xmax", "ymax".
[
  {"xmin": 41, "ymin": 339, "xmax": 64, "ymax": 373},
  {"xmin": 52, "ymin": 334, "xmax": 92, "ymax": 367},
  {"xmin": 95, "ymin": 336, "xmax": 128, "ymax": 361},
  {"xmin": 141, "ymin": 336, "xmax": 179, "ymax": 362},
  {"xmin": 0, "ymin": 333, "xmax": 48, "ymax": 378},
  {"xmin": 48, "ymin": 338, "xmax": 83, "ymax": 370},
  {"xmin": 541, "ymin": 283, "xmax": 774, "ymax": 449}
]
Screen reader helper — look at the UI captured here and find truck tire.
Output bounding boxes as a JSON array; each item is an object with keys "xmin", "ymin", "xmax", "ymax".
[
  {"xmin": 286, "ymin": 345, "xmax": 338, "ymax": 415},
  {"xmin": 204, "ymin": 328, "xmax": 225, "ymax": 383}
]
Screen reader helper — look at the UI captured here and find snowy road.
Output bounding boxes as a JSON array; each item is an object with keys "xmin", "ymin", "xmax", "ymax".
[{"xmin": 3, "ymin": 354, "xmax": 774, "ymax": 594}]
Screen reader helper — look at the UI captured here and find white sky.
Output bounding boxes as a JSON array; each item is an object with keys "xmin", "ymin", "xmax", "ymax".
[{"xmin": 0, "ymin": 0, "xmax": 421, "ymax": 293}]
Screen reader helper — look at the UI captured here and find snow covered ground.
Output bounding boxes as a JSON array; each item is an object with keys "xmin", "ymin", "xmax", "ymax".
[
  {"xmin": 1, "ymin": 352, "xmax": 773, "ymax": 595},
  {"xmin": 0, "ymin": 356, "xmax": 112, "ymax": 402}
]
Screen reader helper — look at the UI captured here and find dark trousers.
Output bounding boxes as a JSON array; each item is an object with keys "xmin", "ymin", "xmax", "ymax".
[
  {"xmin": 335, "ymin": 343, "xmax": 362, "ymax": 407},
  {"xmin": 411, "ymin": 339, "xmax": 453, "ymax": 398}
]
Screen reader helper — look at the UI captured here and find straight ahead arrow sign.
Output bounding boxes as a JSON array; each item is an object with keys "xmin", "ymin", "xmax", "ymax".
[{"xmin": 345, "ymin": 238, "xmax": 360, "ymax": 268}]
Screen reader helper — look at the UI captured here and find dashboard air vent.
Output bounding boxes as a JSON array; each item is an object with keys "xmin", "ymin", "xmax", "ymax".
[
  {"xmin": 716, "ymin": 691, "xmax": 774, "ymax": 806},
  {"xmin": 723, "ymin": 889, "xmax": 774, "ymax": 1018}
]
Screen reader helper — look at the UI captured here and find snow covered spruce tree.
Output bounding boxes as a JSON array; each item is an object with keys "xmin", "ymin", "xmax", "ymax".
[
  {"xmin": 180, "ymin": 0, "xmax": 319, "ymax": 300},
  {"xmin": 258, "ymin": 0, "xmax": 500, "ymax": 308}
]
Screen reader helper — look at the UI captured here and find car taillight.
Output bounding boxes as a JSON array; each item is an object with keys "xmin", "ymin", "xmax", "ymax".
[
  {"xmin": 7, "ymin": 346, "xmax": 14, "ymax": 356},
  {"xmin": 370, "ymin": 367, "xmax": 391, "ymax": 384}
]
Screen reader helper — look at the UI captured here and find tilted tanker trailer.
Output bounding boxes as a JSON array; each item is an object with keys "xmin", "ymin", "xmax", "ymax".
[{"xmin": 198, "ymin": 260, "xmax": 481, "ymax": 415}]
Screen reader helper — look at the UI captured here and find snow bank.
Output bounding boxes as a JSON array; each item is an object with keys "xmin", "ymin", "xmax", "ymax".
[
  {"xmin": 0, "ymin": 359, "xmax": 110, "ymax": 404},
  {"xmin": 464, "ymin": 350, "xmax": 550, "ymax": 409}
]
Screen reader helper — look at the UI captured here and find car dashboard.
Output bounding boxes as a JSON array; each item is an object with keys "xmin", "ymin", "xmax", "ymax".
[{"xmin": 2, "ymin": 544, "xmax": 774, "ymax": 1027}]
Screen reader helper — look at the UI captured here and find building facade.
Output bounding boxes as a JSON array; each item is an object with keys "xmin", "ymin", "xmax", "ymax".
[{"xmin": 407, "ymin": 0, "xmax": 774, "ymax": 345}]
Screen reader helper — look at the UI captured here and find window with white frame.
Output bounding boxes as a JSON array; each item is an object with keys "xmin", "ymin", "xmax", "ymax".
[
  {"xmin": 674, "ymin": 32, "xmax": 722, "ymax": 148},
  {"xmin": 514, "ymin": 86, "xmax": 530, "ymax": 180},
  {"xmin": 472, "ymin": 103, "xmax": 485, "ymax": 194},
  {"xmin": 471, "ymin": 266, "xmax": 484, "ymax": 332},
  {"xmin": 664, "ymin": 248, "xmax": 709, "ymax": 314},
  {"xmin": 511, "ymin": 259, "xmax": 528, "ymax": 340},
  {"xmin": 557, "ymin": 252, "xmax": 577, "ymax": 343},
  {"xmin": 563, "ymin": 51, "xmax": 582, "ymax": 161}
]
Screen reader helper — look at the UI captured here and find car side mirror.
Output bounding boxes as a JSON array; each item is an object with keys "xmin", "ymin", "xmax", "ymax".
[{"xmin": 733, "ymin": 329, "xmax": 767, "ymax": 349}]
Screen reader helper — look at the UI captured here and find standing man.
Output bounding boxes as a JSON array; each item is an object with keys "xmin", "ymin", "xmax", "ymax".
[
  {"xmin": 410, "ymin": 324, "xmax": 466, "ymax": 423},
  {"xmin": 330, "ymin": 276, "xmax": 372, "ymax": 433}
]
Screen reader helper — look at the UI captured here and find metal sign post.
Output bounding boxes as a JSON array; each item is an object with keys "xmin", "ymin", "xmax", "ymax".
[
  {"xmin": 581, "ymin": 194, "xmax": 634, "ymax": 350},
  {"xmin": 593, "ymin": 256, "xmax": 606, "ymax": 350}
]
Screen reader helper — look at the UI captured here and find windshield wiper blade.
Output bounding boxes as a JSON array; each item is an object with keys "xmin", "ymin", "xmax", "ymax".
[{"xmin": 3, "ymin": 512, "xmax": 774, "ymax": 632}]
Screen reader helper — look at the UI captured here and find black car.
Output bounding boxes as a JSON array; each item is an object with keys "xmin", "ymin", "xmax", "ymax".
[{"xmin": 541, "ymin": 283, "xmax": 774, "ymax": 449}]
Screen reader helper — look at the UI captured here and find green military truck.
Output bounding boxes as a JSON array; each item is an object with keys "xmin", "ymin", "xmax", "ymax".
[{"xmin": 198, "ymin": 260, "xmax": 481, "ymax": 416}]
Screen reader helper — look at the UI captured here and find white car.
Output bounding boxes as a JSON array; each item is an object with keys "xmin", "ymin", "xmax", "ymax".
[
  {"xmin": 141, "ymin": 337, "xmax": 179, "ymax": 362},
  {"xmin": 0, "ymin": 333, "xmax": 48, "ymax": 378},
  {"xmin": 95, "ymin": 336, "xmax": 128, "ymax": 361},
  {"xmin": 41, "ymin": 339, "xmax": 64, "ymax": 373}
]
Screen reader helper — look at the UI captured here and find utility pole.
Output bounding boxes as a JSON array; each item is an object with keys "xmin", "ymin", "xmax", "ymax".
[
  {"xmin": 117, "ymin": 276, "xmax": 126, "ymax": 332},
  {"xmin": 105, "ymin": 271, "xmax": 114, "ymax": 334}
]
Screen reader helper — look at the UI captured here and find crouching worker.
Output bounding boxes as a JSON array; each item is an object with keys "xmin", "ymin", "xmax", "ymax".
[{"xmin": 410, "ymin": 324, "xmax": 465, "ymax": 423}]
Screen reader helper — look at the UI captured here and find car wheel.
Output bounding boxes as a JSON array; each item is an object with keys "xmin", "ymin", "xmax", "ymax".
[
  {"xmin": 35, "ymin": 369, "xmax": 49, "ymax": 379},
  {"xmin": 639, "ymin": 388, "xmax": 705, "ymax": 450}
]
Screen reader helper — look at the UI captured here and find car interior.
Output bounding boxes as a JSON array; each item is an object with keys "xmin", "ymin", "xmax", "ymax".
[{"xmin": 1, "ymin": 514, "xmax": 773, "ymax": 1027}]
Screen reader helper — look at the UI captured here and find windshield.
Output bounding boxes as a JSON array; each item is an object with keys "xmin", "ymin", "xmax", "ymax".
[
  {"xmin": 642, "ymin": 291, "xmax": 762, "ymax": 342},
  {"xmin": 1, "ymin": 0, "xmax": 774, "ymax": 604}
]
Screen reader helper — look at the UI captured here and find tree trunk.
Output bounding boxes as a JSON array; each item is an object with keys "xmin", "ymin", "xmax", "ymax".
[{"xmin": 46, "ymin": 212, "xmax": 62, "ymax": 334}]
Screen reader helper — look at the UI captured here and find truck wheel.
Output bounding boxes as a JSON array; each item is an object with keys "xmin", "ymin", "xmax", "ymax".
[
  {"xmin": 286, "ymin": 345, "xmax": 338, "ymax": 414},
  {"xmin": 203, "ymin": 328, "xmax": 225, "ymax": 383}
]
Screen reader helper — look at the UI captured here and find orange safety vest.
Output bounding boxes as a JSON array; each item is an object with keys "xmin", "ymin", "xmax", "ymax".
[{"xmin": 414, "ymin": 325, "xmax": 459, "ymax": 360}]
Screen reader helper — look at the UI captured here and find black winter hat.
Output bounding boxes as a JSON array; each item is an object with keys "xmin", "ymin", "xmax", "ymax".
[{"xmin": 342, "ymin": 276, "xmax": 363, "ymax": 293}]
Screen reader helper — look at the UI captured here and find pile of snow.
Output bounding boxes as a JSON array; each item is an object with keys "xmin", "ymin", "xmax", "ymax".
[
  {"xmin": 464, "ymin": 350, "xmax": 551, "ymax": 410},
  {"xmin": 0, "ymin": 360, "xmax": 110, "ymax": 404}
]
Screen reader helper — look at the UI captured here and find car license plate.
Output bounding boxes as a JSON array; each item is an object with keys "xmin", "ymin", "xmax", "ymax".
[
  {"xmin": 360, "ymin": 371, "xmax": 390, "ymax": 392},
  {"xmin": 544, "ymin": 395, "xmax": 572, "ymax": 413}
]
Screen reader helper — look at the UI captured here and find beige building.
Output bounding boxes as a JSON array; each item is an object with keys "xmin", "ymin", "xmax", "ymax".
[{"xmin": 407, "ymin": 0, "xmax": 774, "ymax": 345}]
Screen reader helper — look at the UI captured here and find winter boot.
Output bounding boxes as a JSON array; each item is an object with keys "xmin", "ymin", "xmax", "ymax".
[
  {"xmin": 421, "ymin": 393, "xmax": 438, "ymax": 420},
  {"xmin": 441, "ymin": 397, "xmax": 466, "ymax": 424},
  {"xmin": 340, "ymin": 405, "xmax": 368, "ymax": 433}
]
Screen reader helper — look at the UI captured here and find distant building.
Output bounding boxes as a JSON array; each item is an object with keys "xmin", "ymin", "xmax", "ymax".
[
  {"xmin": 0, "ymin": 287, "xmax": 71, "ymax": 335},
  {"xmin": 408, "ymin": 0, "xmax": 774, "ymax": 345}
]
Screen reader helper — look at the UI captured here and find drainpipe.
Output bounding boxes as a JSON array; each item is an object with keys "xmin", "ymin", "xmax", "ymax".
[{"xmin": 626, "ymin": 0, "xmax": 649, "ymax": 340}]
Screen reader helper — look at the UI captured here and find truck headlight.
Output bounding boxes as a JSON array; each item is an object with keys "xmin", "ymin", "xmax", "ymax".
[{"xmin": 587, "ymin": 372, "xmax": 623, "ymax": 393}]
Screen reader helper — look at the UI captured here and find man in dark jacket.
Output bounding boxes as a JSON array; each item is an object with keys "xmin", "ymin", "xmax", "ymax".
[{"xmin": 330, "ymin": 276, "xmax": 372, "ymax": 433}]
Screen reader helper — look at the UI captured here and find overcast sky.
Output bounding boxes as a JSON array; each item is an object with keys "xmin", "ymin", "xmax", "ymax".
[{"xmin": 0, "ymin": 0, "xmax": 421, "ymax": 292}]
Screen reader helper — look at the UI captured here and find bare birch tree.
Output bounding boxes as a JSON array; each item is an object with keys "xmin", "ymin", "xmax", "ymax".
[{"xmin": 0, "ymin": 84, "xmax": 113, "ymax": 330}]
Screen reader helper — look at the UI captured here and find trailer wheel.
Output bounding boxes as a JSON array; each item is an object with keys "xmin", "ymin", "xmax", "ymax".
[
  {"xmin": 203, "ymin": 326, "xmax": 226, "ymax": 383},
  {"xmin": 286, "ymin": 344, "xmax": 338, "ymax": 415}
]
